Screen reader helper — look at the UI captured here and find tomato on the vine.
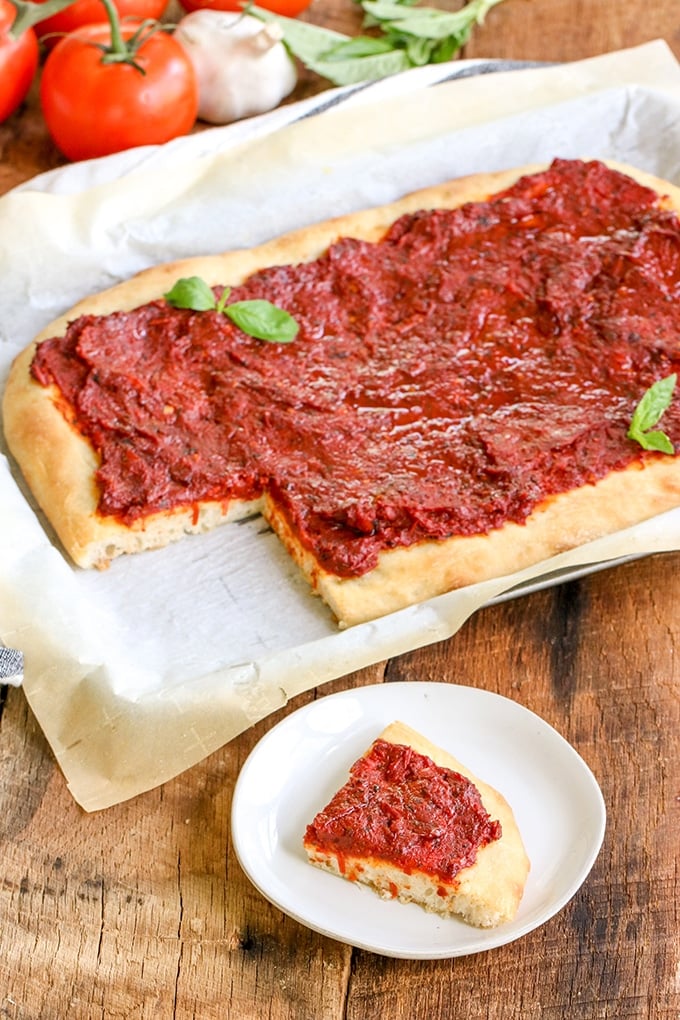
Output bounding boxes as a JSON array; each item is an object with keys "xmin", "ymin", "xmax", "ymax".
[
  {"xmin": 179, "ymin": 0, "xmax": 312, "ymax": 17},
  {"xmin": 40, "ymin": 18, "xmax": 199, "ymax": 161},
  {"xmin": 0, "ymin": 0, "xmax": 39, "ymax": 124},
  {"xmin": 34, "ymin": 0, "xmax": 169, "ymax": 44}
]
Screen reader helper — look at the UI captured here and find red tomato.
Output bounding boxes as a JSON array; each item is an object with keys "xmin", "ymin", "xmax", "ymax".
[
  {"xmin": 40, "ymin": 21, "xmax": 199, "ymax": 161},
  {"xmin": 35, "ymin": 0, "xmax": 170, "ymax": 45},
  {"xmin": 179, "ymin": 0, "xmax": 312, "ymax": 16},
  {"xmin": 0, "ymin": 0, "xmax": 40, "ymax": 124}
]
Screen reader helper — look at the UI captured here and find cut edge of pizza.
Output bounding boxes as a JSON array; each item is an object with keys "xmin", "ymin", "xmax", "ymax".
[
  {"xmin": 4, "ymin": 159, "xmax": 680, "ymax": 628},
  {"xmin": 263, "ymin": 455, "xmax": 680, "ymax": 627},
  {"xmin": 303, "ymin": 720, "xmax": 531, "ymax": 928}
]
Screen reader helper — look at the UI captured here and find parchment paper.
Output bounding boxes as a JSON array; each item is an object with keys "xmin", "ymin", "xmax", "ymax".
[{"xmin": 2, "ymin": 41, "xmax": 680, "ymax": 810}]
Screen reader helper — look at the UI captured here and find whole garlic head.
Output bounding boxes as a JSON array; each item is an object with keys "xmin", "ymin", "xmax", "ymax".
[{"xmin": 175, "ymin": 10, "xmax": 298, "ymax": 125}]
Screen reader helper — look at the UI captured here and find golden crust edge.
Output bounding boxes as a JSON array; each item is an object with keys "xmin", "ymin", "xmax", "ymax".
[{"xmin": 266, "ymin": 456, "xmax": 680, "ymax": 628}]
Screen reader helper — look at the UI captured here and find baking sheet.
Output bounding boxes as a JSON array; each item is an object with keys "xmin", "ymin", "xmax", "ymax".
[{"xmin": 2, "ymin": 41, "xmax": 680, "ymax": 810}]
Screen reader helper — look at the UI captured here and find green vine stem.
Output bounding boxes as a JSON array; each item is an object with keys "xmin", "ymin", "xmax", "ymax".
[
  {"xmin": 8, "ymin": 0, "xmax": 78, "ymax": 37},
  {"xmin": 95, "ymin": 0, "xmax": 163, "ymax": 69}
]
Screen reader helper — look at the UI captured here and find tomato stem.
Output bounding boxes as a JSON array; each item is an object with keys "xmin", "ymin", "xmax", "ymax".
[
  {"xmin": 94, "ymin": 0, "xmax": 163, "ymax": 71},
  {"xmin": 99, "ymin": 0, "xmax": 127, "ymax": 55},
  {"xmin": 8, "ymin": 0, "xmax": 78, "ymax": 38}
]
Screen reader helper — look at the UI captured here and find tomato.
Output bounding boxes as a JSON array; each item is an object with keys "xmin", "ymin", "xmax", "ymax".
[
  {"xmin": 40, "ymin": 21, "xmax": 199, "ymax": 161},
  {"xmin": 179, "ymin": 0, "xmax": 312, "ymax": 17},
  {"xmin": 0, "ymin": 0, "xmax": 40, "ymax": 124},
  {"xmin": 35, "ymin": 0, "xmax": 170, "ymax": 45}
]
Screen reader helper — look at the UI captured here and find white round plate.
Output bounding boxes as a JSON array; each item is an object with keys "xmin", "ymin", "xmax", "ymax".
[{"xmin": 231, "ymin": 682, "xmax": 606, "ymax": 959}]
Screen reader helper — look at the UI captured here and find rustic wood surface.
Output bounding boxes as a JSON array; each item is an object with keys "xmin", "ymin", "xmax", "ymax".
[{"xmin": 2, "ymin": 1, "xmax": 680, "ymax": 1017}]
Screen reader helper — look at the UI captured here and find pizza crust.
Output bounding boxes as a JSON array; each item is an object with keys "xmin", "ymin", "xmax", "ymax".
[
  {"xmin": 272, "ymin": 457, "xmax": 680, "ymax": 627},
  {"xmin": 3, "ymin": 160, "xmax": 680, "ymax": 621},
  {"xmin": 303, "ymin": 721, "xmax": 530, "ymax": 928}
]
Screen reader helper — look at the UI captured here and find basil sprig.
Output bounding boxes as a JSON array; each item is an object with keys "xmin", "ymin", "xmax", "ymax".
[
  {"xmin": 248, "ymin": 0, "xmax": 506, "ymax": 87},
  {"xmin": 164, "ymin": 276, "xmax": 299, "ymax": 344},
  {"xmin": 627, "ymin": 374, "xmax": 677, "ymax": 454}
]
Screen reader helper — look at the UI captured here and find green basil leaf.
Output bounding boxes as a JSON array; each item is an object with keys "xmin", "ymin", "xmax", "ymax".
[
  {"xmin": 248, "ymin": 0, "xmax": 507, "ymax": 86},
  {"xmin": 320, "ymin": 35, "xmax": 395, "ymax": 60},
  {"xmin": 629, "ymin": 374, "xmax": 676, "ymax": 432},
  {"xmin": 361, "ymin": 6, "xmax": 466, "ymax": 40},
  {"xmin": 627, "ymin": 373, "xmax": 677, "ymax": 454},
  {"xmin": 307, "ymin": 47, "xmax": 411, "ymax": 86},
  {"xmin": 405, "ymin": 35, "xmax": 437, "ymax": 64},
  {"xmin": 164, "ymin": 277, "xmax": 298, "ymax": 343},
  {"xmin": 634, "ymin": 429, "xmax": 675, "ymax": 455},
  {"xmin": 247, "ymin": 4, "xmax": 416, "ymax": 83},
  {"xmin": 164, "ymin": 276, "xmax": 217, "ymax": 312},
  {"xmin": 431, "ymin": 35, "xmax": 461, "ymax": 62},
  {"xmin": 226, "ymin": 300, "xmax": 299, "ymax": 343},
  {"xmin": 361, "ymin": 0, "xmax": 502, "ymax": 39}
]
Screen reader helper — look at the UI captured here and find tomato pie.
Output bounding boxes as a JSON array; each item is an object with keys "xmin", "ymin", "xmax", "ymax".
[{"xmin": 4, "ymin": 158, "xmax": 680, "ymax": 626}]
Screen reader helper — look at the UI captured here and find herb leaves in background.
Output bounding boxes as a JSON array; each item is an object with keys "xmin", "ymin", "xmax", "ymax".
[
  {"xmin": 627, "ymin": 374, "xmax": 677, "ymax": 454},
  {"xmin": 248, "ymin": 0, "xmax": 508, "ymax": 87}
]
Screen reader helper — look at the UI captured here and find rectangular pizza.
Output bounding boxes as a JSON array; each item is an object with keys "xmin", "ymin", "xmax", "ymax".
[{"xmin": 3, "ymin": 158, "xmax": 680, "ymax": 628}]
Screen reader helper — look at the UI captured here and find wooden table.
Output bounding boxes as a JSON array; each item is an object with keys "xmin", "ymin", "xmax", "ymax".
[{"xmin": 1, "ymin": 2, "xmax": 679, "ymax": 1016}]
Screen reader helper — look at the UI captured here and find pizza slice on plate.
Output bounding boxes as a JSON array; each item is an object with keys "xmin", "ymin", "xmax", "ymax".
[
  {"xmin": 303, "ymin": 721, "xmax": 530, "ymax": 928},
  {"xmin": 4, "ymin": 158, "xmax": 680, "ymax": 626}
]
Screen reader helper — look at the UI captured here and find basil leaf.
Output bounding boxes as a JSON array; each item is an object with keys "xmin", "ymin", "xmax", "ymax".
[
  {"xmin": 431, "ymin": 35, "xmax": 461, "ymax": 63},
  {"xmin": 627, "ymin": 374, "xmax": 677, "ymax": 454},
  {"xmin": 247, "ymin": 6, "xmax": 410, "ymax": 85},
  {"xmin": 248, "ymin": 0, "xmax": 507, "ymax": 85},
  {"xmin": 226, "ymin": 300, "xmax": 299, "ymax": 344},
  {"xmin": 320, "ymin": 35, "xmax": 396, "ymax": 61},
  {"xmin": 405, "ymin": 35, "xmax": 437, "ymax": 65},
  {"xmin": 361, "ymin": 6, "xmax": 468, "ymax": 40},
  {"xmin": 634, "ymin": 429, "xmax": 675, "ymax": 455},
  {"xmin": 629, "ymin": 374, "xmax": 676, "ymax": 431},
  {"xmin": 165, "ymin": 277, "xmax": 298, "ymax": 343},
  {"xmin": 306, "ymin": 47, "xmax": 411, "ymax": 86},
  {"xmin": 164, "ymin": 276, "xmax": 217, "ymax": 311},
  {"xmin": 362, "ymin": 0, "xmax": 503, "ymax": 39}
]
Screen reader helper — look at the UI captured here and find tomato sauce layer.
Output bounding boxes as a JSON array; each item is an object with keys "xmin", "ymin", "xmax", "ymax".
[
  {"xmin": 32, "ymin": 159, "xmax": 680, "ymax": 577},
  {"xmin": 304, "ymin": 739, "xmax": 501, "ymax": 883}
]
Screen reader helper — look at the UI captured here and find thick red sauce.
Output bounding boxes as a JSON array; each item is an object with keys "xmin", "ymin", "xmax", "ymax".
[
  {"xmin": 304, "ymin": 739, "xmax": 501, "ymax": 883},
  {"xmin": 32, "ymin": 159, "xmax": 680, "ymax": 577}
]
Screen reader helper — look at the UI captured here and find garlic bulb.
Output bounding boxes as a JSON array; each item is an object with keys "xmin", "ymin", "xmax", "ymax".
[{"xmin": 175, "ymin": 10, "xmax": 298, "ymax": 125}]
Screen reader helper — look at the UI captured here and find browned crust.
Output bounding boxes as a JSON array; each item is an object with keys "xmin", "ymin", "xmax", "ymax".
[
  {"xmin": 303, "ymin": 721, "xmax": 530, "ymax": 927},
  {"xmin": 268, "ymin": 456, "xmax": 680, "ymax": 627},
  {"xmin": 3, "ymin": 160, "xmax": 680, "ymax": 618}
]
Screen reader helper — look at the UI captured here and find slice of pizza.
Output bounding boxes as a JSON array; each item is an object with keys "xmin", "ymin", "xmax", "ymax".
[
  {"xmin": 303, "ymin": 721, "xmax": 530, "ymax": 928},
  {"xmin": 4, "ymin": 158, "xmax": 680, "ymax": 627}
]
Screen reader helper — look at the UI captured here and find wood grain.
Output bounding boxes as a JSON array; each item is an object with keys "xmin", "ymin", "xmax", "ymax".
[
  {"xmin": 2, "ymin": 1, "xmax": 680, "ymax": 1016},
  {"xmin": 2, "ymin": 554, "xmax": 680, "ymax": 1016}
]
